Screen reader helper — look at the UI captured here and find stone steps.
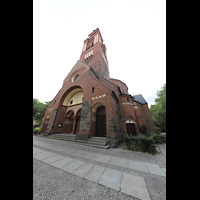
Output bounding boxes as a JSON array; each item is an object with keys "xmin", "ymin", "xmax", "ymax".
[
  {"xmin": 46, "ymin": 134, "xmax": 76, "ymax": 142},
  {"xmin": 75, "ymin": 141, "xmax": 110, "ymax": 149},
  {"xmin": 89, "ymin": 137, "xmax": 107, "ymax": 143},
  {"xmin": 36, "ymin": 133, "xmax": 76, "ymax": 141},
  {"xmin": 36, "ymin": 134, "xmax": 109, "ymax": 149},
  {"xmin": 77, "ymin": 137, "xmax": 109, "ymax": 149}
]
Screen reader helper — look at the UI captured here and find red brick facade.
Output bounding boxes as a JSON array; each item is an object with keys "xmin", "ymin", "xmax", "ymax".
[{"xmin": 39, "ymin": 28, "xmax": 155, "ymax": 147}]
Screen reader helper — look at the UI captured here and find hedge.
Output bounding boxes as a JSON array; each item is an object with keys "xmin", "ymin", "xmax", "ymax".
[
  {"xmin": 150, "ymin": 132, "xmax": 166, "ymax": 144},
  {"xmin": 124, "ymin": 132, "xmax": 166, "ymax": 154},
  {"xmin": 124, "ymin": 133, "xmax": 156, "ymax": 154}
]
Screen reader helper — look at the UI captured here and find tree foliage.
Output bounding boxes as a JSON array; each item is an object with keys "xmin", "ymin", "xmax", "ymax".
[
  {"xmin": 33, "ymin": 98, "xmax": 51, "ymax": 126},
  {"xmin": 150, "ymin": 84, "xmax": 166, "ymax": 128}
]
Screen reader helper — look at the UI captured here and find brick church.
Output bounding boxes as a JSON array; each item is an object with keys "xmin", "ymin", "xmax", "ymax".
[{"xmin": 39, "ymin": 28, "xmax": 155, "ymax": 147}]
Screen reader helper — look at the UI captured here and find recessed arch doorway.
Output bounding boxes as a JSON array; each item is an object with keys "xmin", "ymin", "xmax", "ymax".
[
  {"xmin": 74, "ymin": 109, "xmax": 81, "ymax": 133},
  {"xmin": 95, "ymin": 105, "xmax": 106, "ymax": 137},
  {"xmin": 126, "ymin": 119, "xmax": 137, "ymax": 136}
]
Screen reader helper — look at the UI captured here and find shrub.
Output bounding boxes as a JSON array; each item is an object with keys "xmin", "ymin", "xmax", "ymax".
[
  {"xmin": 123, "ymin": 133, "xmax": 156, "ymax": 154},
  {"xmin": 124, "ymin": 133, "xmax": 132, "ymax": 150},
  {"xmin": 155, "ymin": 127, "xmax": 161, "ymax": 134},
  {"xmin": 150, "ymin": 132, "xmax": 166, "ymax": 144},
  {"xmin": 139, "ymin": 124, "xmax": 148, "ymax": 135},
  {"xmin": 33, "ymin": 127, "xmax": 40, "ymax": 135},
  {"xmin": 133, "ymin": 134, "xmax": 155, "ymax": 153}
]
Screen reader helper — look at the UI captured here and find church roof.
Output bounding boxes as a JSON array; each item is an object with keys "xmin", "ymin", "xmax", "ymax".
[{"xmin": 132, "ymin": 94, "xmax": 147, "ymax": 105}]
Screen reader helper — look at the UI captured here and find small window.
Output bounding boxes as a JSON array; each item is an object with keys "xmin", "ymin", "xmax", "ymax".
[
  {"xmin": 70, "ymin": 100, "xmax": 73, "ymax": 104},
  {"xmin": 127, "ymin": 97, "xmax": 129, "ymax": 101},
  {"xmin": 92, "ymin": 87, "xmax": 94, "ymax": 93}
]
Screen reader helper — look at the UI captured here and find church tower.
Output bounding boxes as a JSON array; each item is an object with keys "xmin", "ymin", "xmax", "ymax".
[{"xmin": 80, "ymin": 28, "xmax": 110, "ymax": 79}]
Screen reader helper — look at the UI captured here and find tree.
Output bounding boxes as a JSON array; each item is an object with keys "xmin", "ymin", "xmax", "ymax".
[
  {"xmin": 33, "ymin": 98, "xmax": 52, "ymax": 126},
  {"xmin": 150, "ymin": 84, "xmax": 166, "ymax": 129},
  {"xmin": 33, "ymin": 98, "xmax": 40, "ymax": 117}
]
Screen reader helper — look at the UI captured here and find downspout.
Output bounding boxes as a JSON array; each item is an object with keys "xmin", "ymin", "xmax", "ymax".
[
  {"xmin": 117, "ymin": 100, "xmax": 123, "ymax": 141},
  {"xmin": 142, "ymin": 104, "xmax": 150, "ymax": 134}
]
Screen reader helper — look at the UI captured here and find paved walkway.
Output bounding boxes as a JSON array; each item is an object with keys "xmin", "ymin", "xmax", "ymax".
[{"xmin": 33, "ymin": 137, "xmax": 166, "ymax": 200}]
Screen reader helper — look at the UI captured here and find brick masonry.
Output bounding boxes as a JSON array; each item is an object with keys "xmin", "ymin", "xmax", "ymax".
[{"xmin": 39, "ymin": 28, "xmax": 156, "ymax": 147}]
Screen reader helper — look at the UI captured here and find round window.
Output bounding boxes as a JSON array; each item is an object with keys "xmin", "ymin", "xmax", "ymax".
[{"xmin": 73, "ymin": 74, "xmax": 79, "ymax": 82}]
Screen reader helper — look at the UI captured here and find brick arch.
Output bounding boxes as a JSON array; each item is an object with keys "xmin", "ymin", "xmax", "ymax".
[
  {"xmin": 122, "ymin": 115, "xmax": 134, "ymax": 122},
  {"xmin": 126, "ymin": 119, "xmax": 136, "ymax": 124},
  {"xmin": 58, "ymin": 85, "xmax": 83, "ymax": 107},
  {"xmin": 75, "ymin": 108, "xmax": 82, "ymax": 117},
  {"xmin": 66, "ymin": 110, "xmax": 74, "ymax": 118},
  {"xmin": 92, "ymin": 102, "xmax": 106, "ymax": 113}
]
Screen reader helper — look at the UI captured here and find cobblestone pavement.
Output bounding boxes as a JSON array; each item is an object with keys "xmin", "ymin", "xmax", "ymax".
[{"xmin": 33, "ymin": 136, "xmax": 166, "ymax": 200}]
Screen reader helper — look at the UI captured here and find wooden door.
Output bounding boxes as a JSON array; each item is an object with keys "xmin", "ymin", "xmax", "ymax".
[
  {"xmin": 95, "ymin": 106, "xmax": 106, "ymax": 137},
  {"xmin": 126, "ymin": 123, "xmax": 136, "ymax": 136}
]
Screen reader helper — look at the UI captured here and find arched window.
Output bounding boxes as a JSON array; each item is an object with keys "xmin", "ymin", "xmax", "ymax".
[{"xmin": 92, "ymin": 87, "xmax": 94, "ymax": 93}]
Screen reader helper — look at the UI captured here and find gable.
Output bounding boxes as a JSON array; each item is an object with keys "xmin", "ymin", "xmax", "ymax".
[
  {"xmin": 63, "ymin": 60, "xmax": 89, "ymax": 83},
  {"xmin": 63, "ymin": 60, "xmax": 99, "ymax": 84}
]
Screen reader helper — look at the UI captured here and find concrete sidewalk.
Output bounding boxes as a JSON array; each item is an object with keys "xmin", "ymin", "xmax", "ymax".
[
  {"xmin": 33, "ymin": 139, "xmax": 166, "ymax": 177},
  {"xmin": 33, "ymin": 137, "xmax": 166, "ymax": 200}
]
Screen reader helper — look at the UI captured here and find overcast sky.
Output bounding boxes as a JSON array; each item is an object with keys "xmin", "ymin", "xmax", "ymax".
[{"xmin": 33, "ymin": 0, "xmax": 166, "ymax": 107}]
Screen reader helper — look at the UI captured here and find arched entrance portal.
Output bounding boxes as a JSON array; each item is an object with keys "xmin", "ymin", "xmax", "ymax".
[
  {"xmin": 75, "ymin": 109, "xmax": 81, "ymax": 133},
  {"xmin": 95, "ymin": 105, "xmax": 106, "ymax": 137},
  {"xmin": 126, "ymin": 119, "xmax": 137, "ymax": 136},
  {"xmin": 60, "ymin": 86, "xmax": 83, "ymax": 134}
]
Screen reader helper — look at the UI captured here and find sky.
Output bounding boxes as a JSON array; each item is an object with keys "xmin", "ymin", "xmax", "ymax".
[{"xmin": 33, "ymin": 0, "xmax": 166, "ymax": 107}]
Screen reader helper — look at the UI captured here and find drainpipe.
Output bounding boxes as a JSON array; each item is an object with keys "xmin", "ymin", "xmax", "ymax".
[
  {"xmin": 117, "ymin": 100, "xmax": 123, "ymax": 142},
  {"xmin": 142, "ymin": 104, "xmax": 150, "ymax": 134}
]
